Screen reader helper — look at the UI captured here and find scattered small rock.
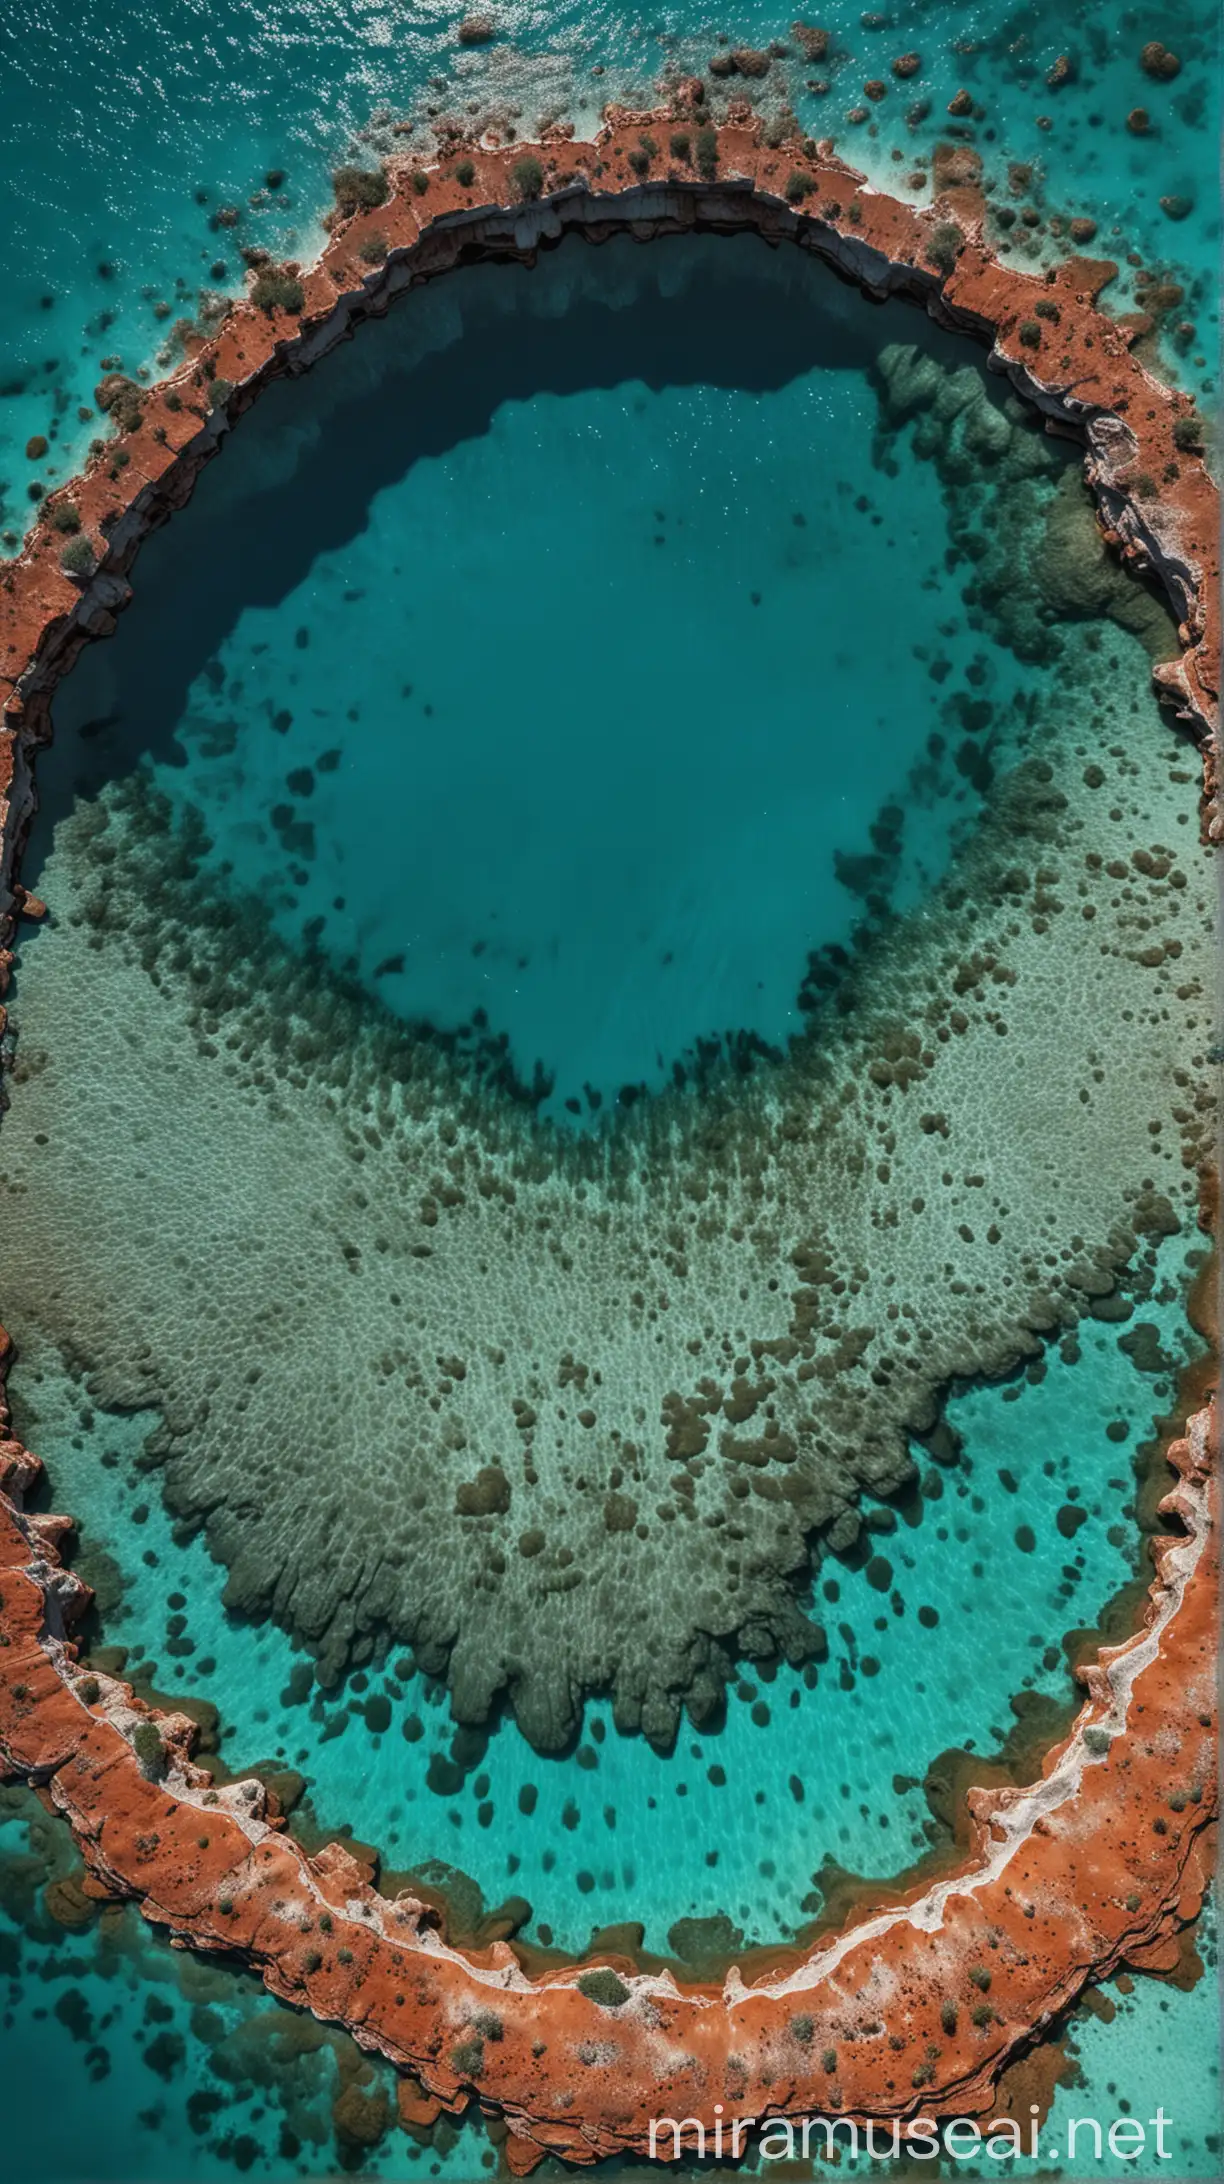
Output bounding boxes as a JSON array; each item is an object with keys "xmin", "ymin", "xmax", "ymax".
[
  {"xmin": 1140, "ymin": 40, "xmax": 1181, "ymax": 80},
  {"xmin": 931, "ymin": 141, "xmax": 983, "ymax": 191},
  {"xmin": 791, "ymin": 22, "xmax": 829, "ymax": 62}
]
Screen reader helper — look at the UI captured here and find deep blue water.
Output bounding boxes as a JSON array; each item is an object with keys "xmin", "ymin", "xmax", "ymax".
[{"xmin": 36, "ymin": 234, "xmax": 1035, "ymax": 1114}]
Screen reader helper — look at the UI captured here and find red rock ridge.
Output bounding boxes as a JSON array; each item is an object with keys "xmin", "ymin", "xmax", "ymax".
[
  {"xmin": 0, "ymin": 103, "xmax": 1218, "ymax": 952},
  {"xmin": 0, "ymin": 1395, "xmax": 1215, "ymax": 2165}
]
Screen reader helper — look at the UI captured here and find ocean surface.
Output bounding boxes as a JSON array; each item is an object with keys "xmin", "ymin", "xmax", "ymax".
[
  {"xmin": 0, "ymin": 0, "xmax": 1218, "ymax": 553},
  {"xmin": 0, "ymin": 3, "xmax": 1219, "ymax": 2180}
]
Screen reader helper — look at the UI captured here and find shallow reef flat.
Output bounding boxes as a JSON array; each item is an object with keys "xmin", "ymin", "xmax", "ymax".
[
  {"xmin": 12, "ymin": 1223, "xmax": 1203, "ymax": 1958},
  {"xmin": 0, "ymin": 608, "xmax": 1210, "ymax": 1750},
  {"xmin": 2, "ymin": 207, "xmax": 1213, "ymax": 1756}
]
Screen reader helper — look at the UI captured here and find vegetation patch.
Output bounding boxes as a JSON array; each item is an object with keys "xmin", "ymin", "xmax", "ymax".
[
  {"xmin": 332, "ymin": 165, "xmax": 388, "ymax": 218},
  {"xmin": 251, "ymin": 268, "xmax": 305, "ymax": 315},
  {"xmin": 510, "ymin": 155, "xmax": 545, "ymax": 201},
  {"xmin": 576, "ymin": 1968, "xmax": 631, "ymax": 2009}
]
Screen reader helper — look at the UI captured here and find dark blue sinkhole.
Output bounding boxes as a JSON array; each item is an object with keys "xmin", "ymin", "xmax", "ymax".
[{"xmin": 32, "ymin": 232, "xmax": 1061, "ymax": 1123}]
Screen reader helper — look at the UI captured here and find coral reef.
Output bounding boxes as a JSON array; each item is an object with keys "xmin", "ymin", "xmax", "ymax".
[
  {"xmin": 0, "ymin": 105, "xmax": 1215, "ymax": 1751},
  {"xmin": 0, "ymin": 642, "xmax": 1212, "ymax": 1748}
]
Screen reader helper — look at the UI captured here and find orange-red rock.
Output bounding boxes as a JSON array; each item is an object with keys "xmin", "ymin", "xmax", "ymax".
[{"xmin": 0, "ymin": 1407, "xmax": 1214, "ymax": 2162}]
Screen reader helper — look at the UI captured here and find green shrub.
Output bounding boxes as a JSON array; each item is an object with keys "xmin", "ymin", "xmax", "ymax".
[
  {"xmin": 576, "ymin": 1968, "xmax": 630, "ymax": 2008},
  {"xmin": 789, "ymin": 2013, "xmax": 814, "ymax": 2045},
  {"xmin": 847, "ymin": 196, "xmax": 862, "ymax": 223},
  {"xmin": 60, "ymin": 537, "xmax": 96, "ymax": 579},
  {"xmin": 164, "ymin": 390, "xmax": 182, "ymax": 412},
  {"xmin": 969, "ymin": 1963, "xmax": 991, "ymax": 1991},
  {"xmin": 940, "ymin": 1999, "xmax": 958, "ymax": 2035},
  {"xmin": 1132, "ymin": 470, "xmax": 1158, "ymax": 499},
  {"xmin": 94, "ymin": 373, "xmax": 144, "ymax": 434},
  {"xmin": 218, "ymin": 1896, "xmax": 234, "ymax": 1916},
  {"xmin": 1035, "ymin": 297, "xmax": 1060, "ymax": 320},
  {"xmin": 695, "ymin": 125, "xmax": 719, "ymax": 179},
  {"xmin": 450, "ymin": 2035, "xmax": 485, "ymax": 2076},
  {"xmin": 51, "ymin": 504, "xmax": 82, "ymax": 534},
  {"xmin": 319, "ymin": 1911, "xmax": 333, "ymax": 1933},
  {"xmin": 510, "ymin": 155, "xmax": 545, "ymax": 201},
  {"xmin": 332, "ymin": 164, "xmax": 388, "ymax": 217},
  {"xmin": 669, "ymin": 130, "xmax": 691, "ymax": 162},
  {"xmin": 1082, "ymin": 1725, "xmax": 1111, "ymax": 1755},
  {"xmin": 79, "ymin": 1675, "xmax": 100, "ymax": 1703},
  {"xmin": 472, "ymin": 2008, "xmax": 504, "ymax": 2040},
  {"xmin": 454, "ymin": 158, "xmax": 476, "ymax": 188},
  {"xmin": 628, "ymin": 149, "xmax": 650, "ymax": 176},
  {"xmin": 132, "ymin": 1719, "xmax": 165, "ymax": 1779},
  {"xmin": 208, "ymin": 377, "xmax": 233, "ymax": 411},
  {"xmin": 411, "ymin": 169, "xmax": 430, "ymax": 196},
  {"xmin": 1173, "ymin": 413, "xmax": 1204, "ymax": 452},
  {"xmin": 359, "ymin": 232, "xmax": 389, "ymax": 264},
  {"xmin": 785, "ymin": 169, "xmax": 813, "ymax": 204},
  {"xmin": 927, "ymin": 219, "xmax": 963, "ymax": 274},
  {"xmin": 304, "ymin": 1948, "xmax": 323, "ymax": 1972},
  {"xmin": 251, "ymin": 268, "xmax": 304, "ymax": 315},
  {"xmin": 1018, "ymin": 318, "xmax": 1041, "ymax": 348},
  {"xmin": 338, "ymin": 1946, "xmax": 354, "ymax": 1965},
  {"xmin": 821, "ymin": 2048, "xmax": 837, "ymax": 2074}
]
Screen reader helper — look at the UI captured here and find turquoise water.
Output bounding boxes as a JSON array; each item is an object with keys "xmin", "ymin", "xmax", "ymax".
[
  {"xmin": 2, "ymin": 1785, "xmax": 1219, "ymax": 2179},
  {"xmin": 0, "ymin": 1, "xmax": 1218, "ymax": 551},
  {"xmin": 37, "ymin": 234, "xmax": 1042, "ymax": 1116},
  {"xmin": 14, "ymin": 1227, "xmax": 1204, "ymax": 1958}
]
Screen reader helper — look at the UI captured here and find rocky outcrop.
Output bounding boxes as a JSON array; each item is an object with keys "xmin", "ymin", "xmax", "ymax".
[
  {"xmin": 0, "ymin": 1403, "xmax": 1215, "ymax": 2165},
  {"xmin": 0, "ymin": 99, "xmax": 1218, "ymax": 934}
]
